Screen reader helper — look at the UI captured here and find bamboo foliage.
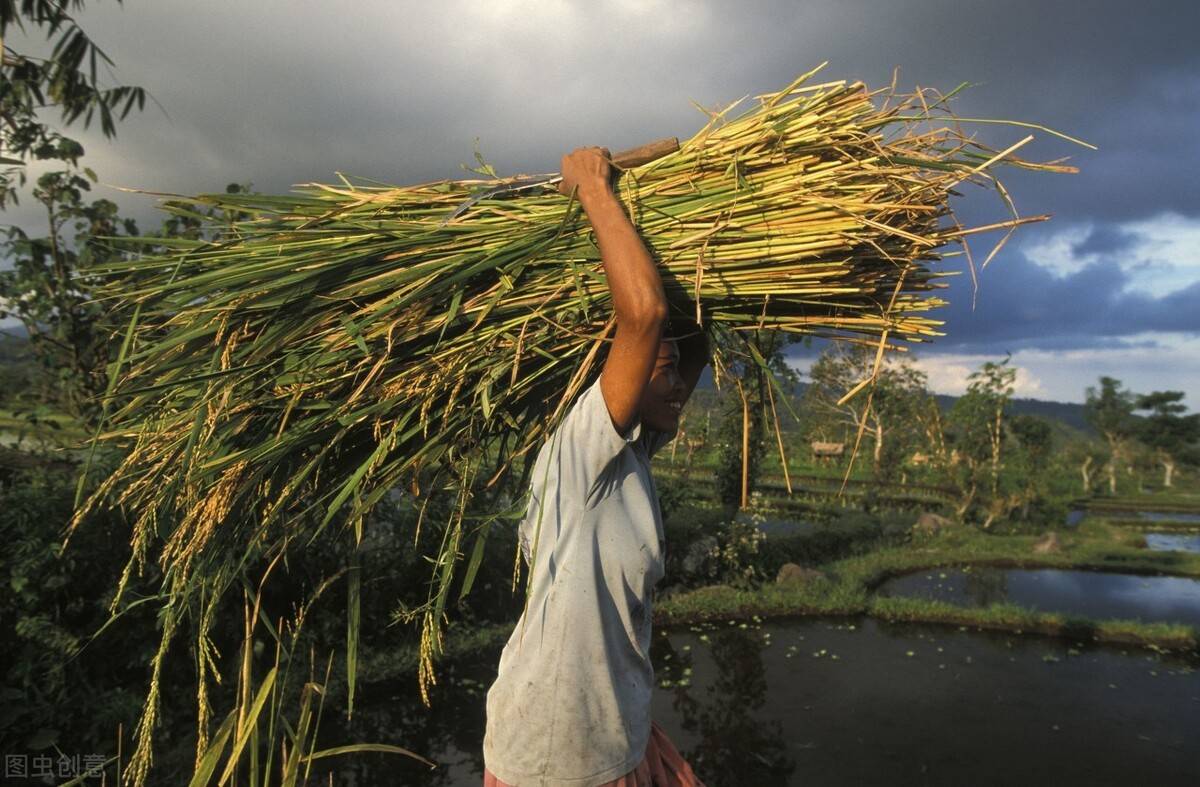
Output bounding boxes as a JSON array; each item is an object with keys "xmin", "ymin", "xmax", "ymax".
[{"xmin": 69, "ymin": 65, "xmax": 1080, "ymax": 784}]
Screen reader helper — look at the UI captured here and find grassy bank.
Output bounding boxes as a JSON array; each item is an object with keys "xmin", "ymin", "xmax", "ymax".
[
  {"xmin": 656, "ymin": 524, "xmax": 1200, "ymax": 655},
  {"xmin": 1103, "ymin": 518, "xmax": 1200, "ymax": 533},
  {"xmin": 1076, "ymin": 494, "xmax": 1200, "ymax": 514},
  {"xmin": 364, "ymin": 520, "xmax": 1200, "ymax": 685}
]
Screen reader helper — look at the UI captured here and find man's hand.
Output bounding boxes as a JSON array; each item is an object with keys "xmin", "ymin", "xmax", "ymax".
[{"xmin": 558, "ymin": 147, "xmax": 614, "ymax": 201}]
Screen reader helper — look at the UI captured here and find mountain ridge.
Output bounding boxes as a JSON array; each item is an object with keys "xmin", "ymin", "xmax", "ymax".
[{"xmin": 691, "ymin": 371, "xmax": 1094, "ymax": 434}]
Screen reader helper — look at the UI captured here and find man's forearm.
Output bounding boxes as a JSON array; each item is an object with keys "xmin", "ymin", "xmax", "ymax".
[{"xmin": 577, "ymin": 187, "xmax": 667, "ymax": 327}]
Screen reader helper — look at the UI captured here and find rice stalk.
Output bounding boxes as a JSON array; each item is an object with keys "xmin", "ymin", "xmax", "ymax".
[{"xmin": 69, "ymin": 65, "xmax": 1082, "ymax": 785}]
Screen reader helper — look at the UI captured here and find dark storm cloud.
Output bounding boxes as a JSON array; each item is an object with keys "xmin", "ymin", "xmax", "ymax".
[
  {"xmin": 16, "ymin": 0, "xmax": 1196, "ymax": 228},
  {"xmin": 5, "ymin": 0, "xmax": 1198, "ymax": 363},
  {"xmin": 931, "ymin": 247, "xmax": 1200, "ymax": 354},
  {"xmin": 1072, "ymin": 225, "xmax": 1138, "ymax": 257}
]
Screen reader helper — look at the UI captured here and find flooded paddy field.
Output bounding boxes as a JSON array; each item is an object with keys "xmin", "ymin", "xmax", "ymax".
[
  {"xmin": 319, "ymin": 618, "xmax": 1200, "ymax": 787},
  {"xmin": 1134, "ymin": 511, "xmax": 1200, "ymax": 524},
  {"xmin": 876, "ymin": 567, "xmax": 1200, "ymax": 628},
  {"xmin": 1067, "ymin": 508, "xmax": 1200, "ymax": 529},
  {"xmin": 1145, "ymin": 531, "xmax": 1200, "ymax": 554}
]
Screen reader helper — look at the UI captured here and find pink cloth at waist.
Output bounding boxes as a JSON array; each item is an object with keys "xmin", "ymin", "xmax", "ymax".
[{"xmin": 483, "ymin": 721, "xmax": 706, "ymax": 787}]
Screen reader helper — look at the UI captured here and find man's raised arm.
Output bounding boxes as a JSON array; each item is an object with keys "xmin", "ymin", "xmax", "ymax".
[{"xmin": 559, "ymin": 146, "xmax": 667, "ymax": 437}]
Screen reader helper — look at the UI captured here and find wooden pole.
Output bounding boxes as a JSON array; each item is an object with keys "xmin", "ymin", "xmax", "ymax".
[{"xmin": 736, "ymin": 378, "xmax": 750, "ymax": 509}]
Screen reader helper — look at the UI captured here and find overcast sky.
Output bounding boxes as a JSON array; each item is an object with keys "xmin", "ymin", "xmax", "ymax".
[{"xmin": 5, "ymin": 0, "xmax": 1198, "ymax": 405}]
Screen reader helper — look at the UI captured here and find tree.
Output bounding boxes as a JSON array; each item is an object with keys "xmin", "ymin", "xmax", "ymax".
[
  {"xmin": 1063, "ymin": 437, "xmax": 1107, "ymax": 495},
  {"xmin": 867, "ymin": 356, "xmax": 929, "ymax": 486},
  {"xmin": 1010, "ymin": 414, "xmax": 1052, "ymax": 468},
  {"xmin": 1, "ymin": 0, "xmax": 147, "ymax": 206},
  {"xmin": 805, "ymin": 343, "xmax": 929, "ymax": 480},
  {"xmin": 1, "ymin": 172, "xmax": 138, "ymax": 420},
  {"xmin": 1084, "ymin": 376, "xmax": 1137, "ymax": 495},
  {"xmin": 1, "ymin": 0, "xmax": 148, "ymax": 423},
  {"xmin": 1009, "ymin": 413, "xmax": 1052, "ymax": 520},
  {"xmin": 1134, "ymin": 391, "xmax": 1200, "ymax": 488},
  {"xmin": 714, "ymin": 330, "xmax": 796, "ymax": 509},
  {"xmin": 1, "ymin": 182, "xmax": 257, "ymax": 425},
  {"xmin": 714, "ymin": 381, "xmax": 764, "ymax": 509},
  {"xmin": 945, "ymin": 358, "xmax": 1016, "ymax": 525}
]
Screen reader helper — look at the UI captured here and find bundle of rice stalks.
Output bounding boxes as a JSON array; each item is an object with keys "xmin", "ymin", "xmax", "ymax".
[{"xmin": 71, "ymin": 64, "xmax": 1083, "ymax": 781}]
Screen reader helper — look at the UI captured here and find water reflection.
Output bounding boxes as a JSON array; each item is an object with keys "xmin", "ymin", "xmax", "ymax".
[
  {"xmin": 879, "ymin": 567, "xmax": 1200, "ymax": 627},
  {"xmin": 1137, "ymin": 511, "xmax": 1200, "ymax": 523},
  {"xmin": 311, "ymin": 616, "xmax": 1200, "ymax": 787},
  {"xmin": 963, "ymin": 565, "xmax": 1009, "ymax": 606},
  {"xmin": 1144, "ymin": 532, "xmax": 1200, "ymax": 554},
  {"xmin": 659, "ymin": 618, "xmax": 1200, "ymax": 786},
  {"xmin": 653, "ymin": 628, "xmax": 796, "ymax": 785},
  {"xmin": 310, "ymin": 658, "xmax": 493, "ymax": 786},
  {"xmin": 1064, "ymin": 509, "xmax": 1200, "ymax": 527}
]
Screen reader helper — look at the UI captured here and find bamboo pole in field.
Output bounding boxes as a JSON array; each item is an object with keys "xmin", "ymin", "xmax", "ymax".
[{"xmin": 738, "ymin": 376, "xmax": 751, "ymax": 510}]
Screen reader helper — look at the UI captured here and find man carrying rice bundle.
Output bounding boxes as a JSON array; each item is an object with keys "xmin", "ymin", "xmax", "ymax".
[{"xmin": 483, "ymin": 147, "xmax": 709, "ymax": 787}]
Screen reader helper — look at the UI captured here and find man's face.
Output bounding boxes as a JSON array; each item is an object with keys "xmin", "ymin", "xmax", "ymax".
[{"xmin": 638, "ymin": 340, "xmax": 688, "ymax": 432}]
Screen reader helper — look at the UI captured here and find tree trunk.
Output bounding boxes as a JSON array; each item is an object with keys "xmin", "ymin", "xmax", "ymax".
[
  {"xmin": 1162, "ymin": 458, "xmax": 1175, "ymax": 488},
  {"xmin": 1080, "ymin": 456, "xmax": 1093, "ymax": 494},
  {"xmin": 990, "ymin": 405, "xmax": 1003, "ymax": 498},
  {"xmin": 1107, "ymin": 459, "xmax": 1117, "ymax": 495},
  {"xmin": 956, "ymin": 481, "xmax": 976, "ymax": 519}
]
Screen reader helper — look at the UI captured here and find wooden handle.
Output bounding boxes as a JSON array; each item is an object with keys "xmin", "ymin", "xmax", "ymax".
[{"xmin": 610, "ymin": 137, "xmax": 679, "ymax": 169}]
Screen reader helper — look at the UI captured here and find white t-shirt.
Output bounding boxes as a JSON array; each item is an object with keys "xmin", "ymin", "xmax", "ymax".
[{"xmin": 483, "ymin": 375, "xmax": 676, "ymax": 787}]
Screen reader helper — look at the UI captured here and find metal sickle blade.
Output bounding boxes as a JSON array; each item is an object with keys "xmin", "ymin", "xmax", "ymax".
[{"xmin": 439, "ymin": 173, "xmax": 562, "ymax": 227}]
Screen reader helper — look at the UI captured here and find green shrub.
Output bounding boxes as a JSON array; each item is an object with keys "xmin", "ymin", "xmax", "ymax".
[
  {"xmin": 663, "ymin": 504, "xmax": 766, "ymax": 590},
  {"xmin": 0, "ymin": 461, "xmax": 156, "ymax": 758},
  {"xmin": 756, "ymin": 508, "xmax": 913, "ymax": 577}
]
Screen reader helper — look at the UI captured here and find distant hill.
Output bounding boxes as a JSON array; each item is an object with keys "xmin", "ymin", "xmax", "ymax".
[
  {"xmin": 694, "ymin": 373, "xmax": 1094, "ymax": 436},
  {"xmin": 0, "ymin": 323, "xmax": 30, "ymax": 341},
  {"xmin": 933, "ymin": 393, "xmax": 1093, "ymax": 434},
  {"xmin": 0, "ymin": 329, "xmax": 33, "ymax": 363}
]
